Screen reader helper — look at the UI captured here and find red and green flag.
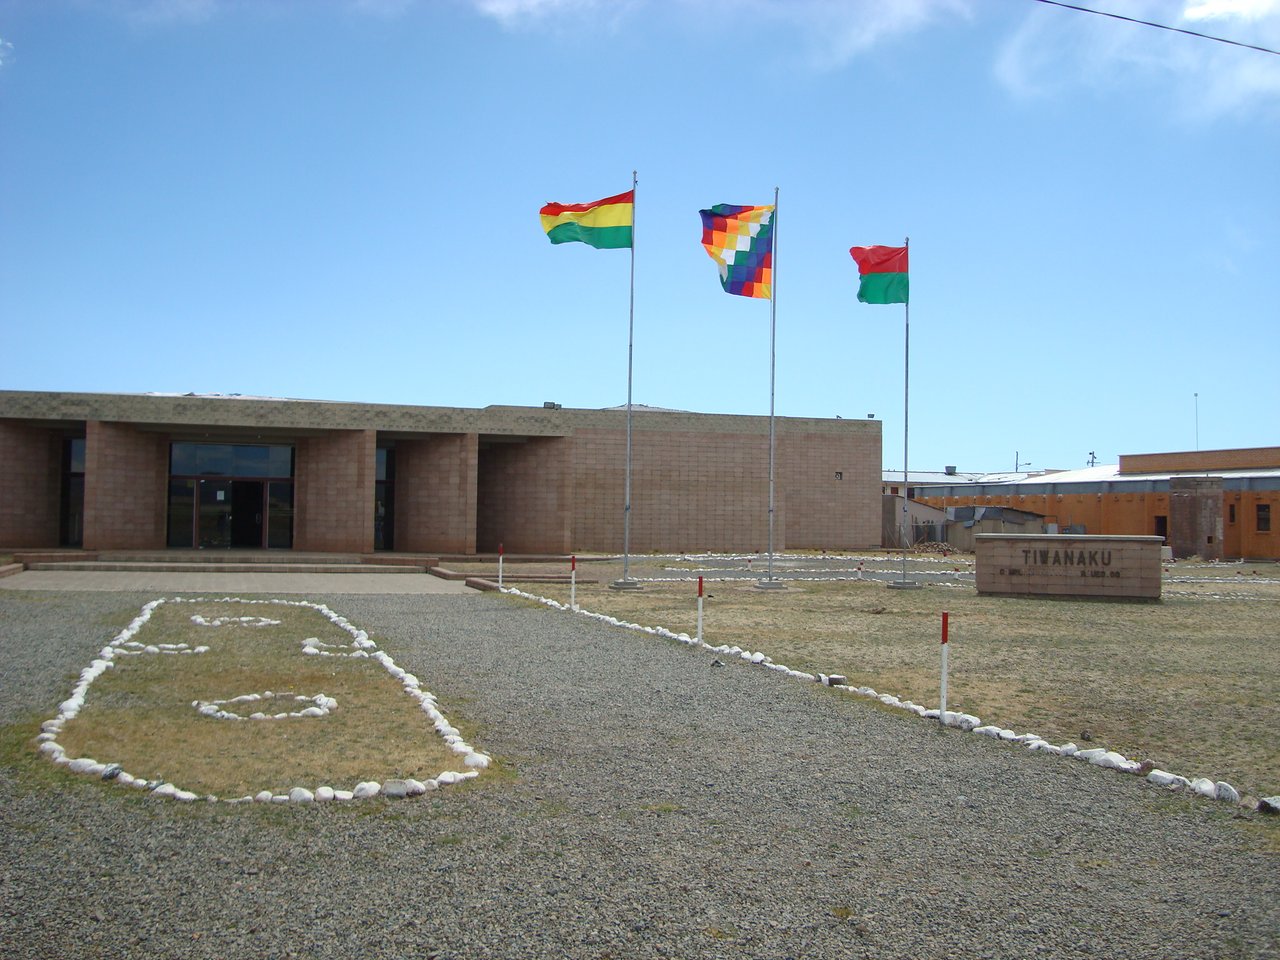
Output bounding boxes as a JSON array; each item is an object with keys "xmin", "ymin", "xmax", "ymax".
[
  {"xmin": 849, "ymin": 244, "xmax": 908, "ymax": 304},
  {"xmin": 540, "ymin": 190, "xmax": 634, "ymax": 250}
]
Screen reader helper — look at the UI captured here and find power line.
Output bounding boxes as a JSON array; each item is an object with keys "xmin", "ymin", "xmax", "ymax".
[{"xmin": 1032, "ymin": 0, "xmax": 1280, "ymax": 56}]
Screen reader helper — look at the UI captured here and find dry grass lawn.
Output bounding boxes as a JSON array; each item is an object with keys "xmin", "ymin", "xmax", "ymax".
[
  {"xmin": 481, "ymin": 556, "xmax": 1280, "ymax": 800},
  {"xmin": 56, "ymin": 600, "xmax": 460, "ymax": 797}
]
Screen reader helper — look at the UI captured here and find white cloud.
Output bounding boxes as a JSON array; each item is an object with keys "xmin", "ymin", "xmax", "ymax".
[
  {"xmin": 464, "ymin": 0, "xmax": 970, "ymax": 64},
  {"xmin": 121, "ymin": 0, "xmax": 221, "ymax": 24},
  {"xmin": 715, "ymin": 0, "xmax": 971, "ymax": 69},
  {"xmin": 469, "ymin": 0, "xmax": 609, "ymax": 26},
  {"xmin": 994, "ymin": 0, "xmax": 1280, "ymax": 119},
  {"xmin": 0, "ymin": 37, "xmax": 13, "ymax": 70},
  {"xmin": 1184, "ymin": 0, "xmax": 1280, "ymax": 21}
]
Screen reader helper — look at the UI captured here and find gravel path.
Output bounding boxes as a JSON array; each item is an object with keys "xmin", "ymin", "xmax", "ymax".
[{"xmin": 1, "ymin": 588, "xmax": 1277, "ymax": 959}]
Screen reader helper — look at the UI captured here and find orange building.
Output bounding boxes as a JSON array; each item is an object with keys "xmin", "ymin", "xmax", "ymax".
[{"xmin": 914, "ymin": 448, "xmax": 1280, "ymax": 562}]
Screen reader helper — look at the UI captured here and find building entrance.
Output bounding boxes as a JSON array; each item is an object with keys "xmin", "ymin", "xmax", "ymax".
[
  {"xmin": 168, "ymin": 442, "xmax": 294, "ymax": 549},
  {"xmin": 196, "ymin": 479, "xmax": 267, "ymax": 548}
]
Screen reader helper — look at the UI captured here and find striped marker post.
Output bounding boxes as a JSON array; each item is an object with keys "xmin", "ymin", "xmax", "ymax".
[
  {"xmin": 570, "ymin": 555, "xmax": 578, "ymax": 611},
  {"xmin": 940, "ymin": 611, "xmax": 950, "ymax": 725},
  {"xmin": 498, "ymin": 542, "xmax": 504, "ymax": 589},
  {"xmin": 697, "ymin": 576, "xmax": 704, "ymax": 644}
]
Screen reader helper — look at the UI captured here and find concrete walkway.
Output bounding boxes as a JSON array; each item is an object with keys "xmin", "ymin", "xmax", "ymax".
[{"xmin": 0, "ymin": 569, "xmax": 475, "ymax": 594}]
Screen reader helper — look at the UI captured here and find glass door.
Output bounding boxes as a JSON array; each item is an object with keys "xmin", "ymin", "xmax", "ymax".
[
  {"xmin": 198, "ymin": 479, "xmax": 233, "ymax": 548},
  {"xmin": 230, "ymin": 480, "xmax": 265, "ymax": 548}
]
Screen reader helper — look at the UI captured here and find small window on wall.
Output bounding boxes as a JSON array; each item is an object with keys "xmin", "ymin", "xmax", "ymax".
[
  {"xmin": 1228, "ymin": 504, "xmax": 1236, "ymax": 524},
  {"xmin": 1259, "ymin": 503, "xmax": 1272, "ymax": 533}
]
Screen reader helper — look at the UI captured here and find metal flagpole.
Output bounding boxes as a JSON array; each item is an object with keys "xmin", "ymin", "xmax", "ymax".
[
  {"xmin": 612, "ymin": 171, "xmax": 641, "ymax": 590},
  {"xmin": 758, "ymin": 187, "xmax": 784, "ymax": 590},
  {"xmin": 890, "ymin": 235, "xmax": 919, "ymax": 590}
]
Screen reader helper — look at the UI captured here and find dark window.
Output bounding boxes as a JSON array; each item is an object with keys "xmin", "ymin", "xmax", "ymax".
[
  {"xmin": 60, "ymin": 437, "xmax": 86, "ymax": 546},
  {"xmin": 68, "ymin": 438, "xmax": 86, "ymax": 474},
  {"xmin": 1259, "ymin": 504, "xmax": 1272, "ymax": 533},
  {"xmin": 267, "ymin": 481, "xmax": 294, "ymax": 549},
  {"xmin": 1228, "ymin": 504, "xmax": 1236, "ymax": 524},
  {"xmin": 167, "ymin": 480, "xmax": 195, "ymax": 547},
  {"xmin": 170, "ymin": 442, "xmax": 293, "ymax": 478},
  {"xmin": 375, "ymin": 447, "xmax": 395, "ymax": 551}
]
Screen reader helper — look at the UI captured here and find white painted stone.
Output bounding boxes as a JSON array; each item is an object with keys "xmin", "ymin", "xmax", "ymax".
[
  {"xmin": 289, "ymin": 787, "xmax": 315, "ymax": 804},
  {"xmin": 464, "ymin": 753, "xmax": 490, "ymax": 769},
  {"xmin": 1190, "ymin": 777, "xmax": 1217, "ymax": 798},
  {"xmin": 1215, "ymin": 781, "xmax": 1240, "ymax": 804},
  {"xmin": 152, "ymin": 783, "xmax": 177, "ymax": 798},
  {"xmin": 353, "ymin": 781, "xmax": 381, "ymax": 799},
  {"xmin": 254, "ymin": 790, "xmax": 274, "ymax": 803},
  {"xmin": 404, "ymin": 779, "xmax": 427, "ymax": 796},
  {"xmin": 67, "ymin": 757, "xmax": 98, "ymax": 774},
  {"xmin": 1074, "ymin": 748, "xmax": 1107, "ymax": 763},
  {"xmin": 382, "ymin": 779, "xmax": 411, "ymax": 798},
  {"xmin": 974, "ymin": 726, "xmax": 1002, "ymax": 738},
  {"xmin": 315, "ymin": 786, "xmax": 335, "ymax": 802},
  {"xmin": 173, "ymin": 790, "xmax": 198, "ymax": 802},
  {"xmin": 1147, "ymin": 769, "xmax": 1188, "ymax": 790},
  {"xmin": 333, "ymin": 790, "xmax": 355, "ymax": 801},
  {"xmin": 1089, "ymin": 751, "xmax": 1131, "ymax": 771},
  {"xmin": 1061, "ymin": 742, "xmax": 1079, "ymax": 757}
]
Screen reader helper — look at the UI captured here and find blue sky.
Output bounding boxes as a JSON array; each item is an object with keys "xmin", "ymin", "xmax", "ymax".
[{"xmin": 2, "ymin": 0, "xmax": 1277, "ymax": 473}]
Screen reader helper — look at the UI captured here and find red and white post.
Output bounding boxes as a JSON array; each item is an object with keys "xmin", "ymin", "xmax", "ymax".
[
  {"xmin": 570, "ymin": 554, "xmax": 578, "ymax": 611},
  {"xmin": 498, "ymin": 542, "xmax": 504, "ymax": 589},
  {"xmin": 940, "ymin": 611, "xmax": 950, "ymax": 725},
  {"xmin": 696, "ymin": 576, "xmax": 704, "ymax": 644}
]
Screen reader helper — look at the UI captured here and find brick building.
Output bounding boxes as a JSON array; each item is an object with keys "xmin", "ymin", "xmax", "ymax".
[
  {"xmin": 0, "ymin": 391, "xmax": 882, "ymax": 555},
  {"xmin": 913, "ymin": 448, "xmax": 1280, "ymax": 561}
]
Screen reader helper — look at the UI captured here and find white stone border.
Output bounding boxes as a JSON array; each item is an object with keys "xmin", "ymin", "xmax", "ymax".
[
  {"xmin": 501, "ymin": 587, "xmax": 1280, "ymax": 813},
  {"xmin": 38, "ymin": 597, "xmax": 491, "ymax": 804}
]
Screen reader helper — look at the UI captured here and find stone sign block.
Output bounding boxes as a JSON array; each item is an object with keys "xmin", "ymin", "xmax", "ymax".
[{"xmin": 975, "ymin": 534, "xmax": 1163, "ymax": 600}]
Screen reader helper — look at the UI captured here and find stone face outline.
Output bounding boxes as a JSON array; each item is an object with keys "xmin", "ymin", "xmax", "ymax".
[{"xmin": 39, "ymin": 597, "xmax": 490, "ymax": 803}]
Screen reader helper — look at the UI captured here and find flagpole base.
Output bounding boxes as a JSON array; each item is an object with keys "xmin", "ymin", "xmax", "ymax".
[
  {"xmin": 609, "ymin": 578, "xmax": 643, "ymax": 591},
  {"xmin": 753, "ymin": 578, "xmax": 787, "ymax": 591},
  {"xmin": 887, "ymin": 580, "xmax": 922, "ymax": 591}
]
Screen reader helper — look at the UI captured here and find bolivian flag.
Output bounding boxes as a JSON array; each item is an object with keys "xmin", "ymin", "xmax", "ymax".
[{"xmin": 540, "ymin": 190, "xmax": 634, "ymax": 249}]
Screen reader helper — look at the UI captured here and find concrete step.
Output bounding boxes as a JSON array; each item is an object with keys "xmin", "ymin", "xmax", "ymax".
[
  {"xmin": 27, "ymin": 562, "xmax": 427, "ymax": 574},
  {"xmin": 95, "ymin": 551, "xmax": 366, "ymax": 565}
]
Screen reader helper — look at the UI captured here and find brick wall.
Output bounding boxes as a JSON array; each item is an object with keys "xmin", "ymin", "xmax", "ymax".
[
  {"xmin": 571, "ymin": 427, "xmax": 771, "ymax": 554},
  {"xmin": 568, "ymin": 422, "xmax": 881, "ymax": 553},
  {"xmin": 83, "ymin": 421, "xmax": 167, "ymax": 549},
  {"xmin": 294, "ymin": 430, "xmax": 375, "ymax": 553},
  {"xmin": 1169, "ymin": 477, "xmax": 1223, "ymax": 560},
  {"xmin": 394, "ymin": 433, "xmax": 478, "ymax": 553},
  {"xmin": 780, "ymin": 430, "xmax": 880, "ymax": 549},
  {"xmin": 1121, "ymin": 447, "xmax": 1280, "ymax": 474},
  {"xmin": 0, "ymin": 422, "xmax": 62, "ymax": 547},
  {"xmin": 476, "ymin": 437, "xmax": 572, "ymax": 553}
]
